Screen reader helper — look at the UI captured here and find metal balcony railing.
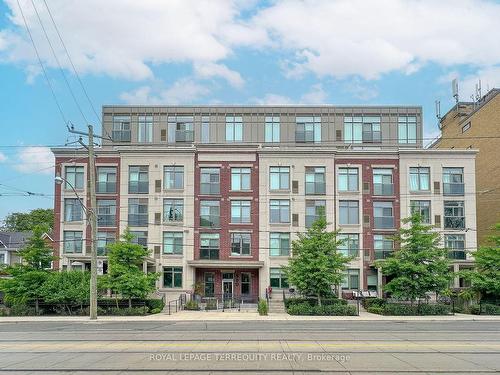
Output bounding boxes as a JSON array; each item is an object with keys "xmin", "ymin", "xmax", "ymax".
[
  {"xmin": 128, "ymin": 214, "xmax": 148, "ymax": 227},
  {"xmin": 374, "ymin": 216, "xmax": 395, "ymax": 229},
  {"xmin": 97, "ymin": 214, "xmax": 116, "ymax": 227},
  {"xmin": 373, "ymin": 183, "xmax": 394, "ymax": 196},
  {"xmin": 200, "ymin": 249, "xmax": 220, "ymax": 260},
  {"xmin": 444, "ymin": 217, "xmax": 465, "ymax": 230},
  {"xmin": 443, "ymin": 183, "xmax": 465, "ymax": 196}
]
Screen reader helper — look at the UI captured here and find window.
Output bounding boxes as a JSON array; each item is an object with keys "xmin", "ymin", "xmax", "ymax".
[
  {"xmin": 96, "ymin": 167, "xmax": 117, "ymax": 193},
  {"xmin": 168, "ymin": 116, "xmax": 194, "ymax": 142},
  {"xmin": 231, "ymin": 200, "xmax": 251, "ymax": 223},
  {"xmin": 164, "ymin": 166, "xmax": 184, "ymax": 190},
  {"xmin": 200, "ymin": 200, "xmax": 220, "ymax": 228},
  {"xmin": 296, "ymin": 116, "xmax": 321, "ymax": 143},
  {"xmin": 204, "ymin": 272, "xmax": 215, "ymax": 296},
  {"xmin": 270, "ymin": 199, "xmax": 290, "ymax": 223},
  {"xmin": 374, "ymin": 235, "xmax": 394, "ymax": 259},
  {"xmin": 338, "ymin": 234, "xmax": 359, "ymax": 257},
  {"xmin": 130, "ymin": 231, "xmax": 148, "ymax": 248},
  {"xmin": 445, "ymin": 234, "xmax": 466, "ymax": 260},
  {"xmin": 64, "ymin": 198, "xmax": 83, "ymax": 222},
  {"xmin": 338, "ymin": 168, "xmax": 358, "ymax": 192},
  {"xmin": 305, "ymin": 200, "xmax": 326, "ymax": 228},
  {"xmin": 231, "ymin": 233, "xmax": 251, "ymax": 256},
  {"xmin": 410, "ymin": 200, "xmax": 431, "ymax": 223},
  {"xmin": 163, "ymin": 199, "xmax": 183, "ymax": 223},
  {"xmin": 373, "ymin": 169, "xmax": 393, "ymax": 196},
  {"xmin": 305, "ymin": 167, "xmax": 326, "ymax": 195},
  {"xmin": 128, "ymin": 198, "xmax": 148, "ymax": 226},
  {"xmin": 462, "ymin": 122, "xmax": 471, "ymax": 133},
  {"xmin": 112, "ymin": 115, "xmax": 131, "ymax": 142},
  {"xmin": 339, "ymin": 201, "xmax": 359, "ymax": 225},
  {"xmin": 128, "ymin": 166, "xmax": 149, "ymax": 194},
  {"xmin": 231, "ymin": 168, "xmax": 251, "ymax": 191},
  {"xmin": 163, "ymin": 266, "xmax": 182, "ymax": 288},
  {"xmin": 269, "ymin": 232, "xmax": 290, "ymax": 256},
  {"xmin": 241, "ymin": 273, "xmax": 251, "ymax": 295},
  {"xmin": 200, "ymin": 168, "xmax": 220, "ymax": 195},
  {"xmin": 270, "ymin": 167, "xmax": 289, "ymax": 190},
  {"xmin": 226, "ymin": 115, "xmax": 243, "ymax": 142},
  {"xmin": 200, "ymin": 233, "xmax": 219, "ymax": 259},
  {"xmin": 270, "ymin": 268, "xmax": 289, "ymax": 289},
  {"xmin": 163, "ymin": 232, "xmax": 183, "ymax": 255},
  {"xmin": 409, "ymin": 167, "xmax": 430, "ymax": 191},
  {"xmin": 444, "ymin": 201, "xmax": 465, "ymax": 229},
  {"xmin": 0, "ymin": 253, "xmax": 5, "ymax": 265},
  {"xmin": 63, "ymin": 231, "xmax": 83, "ymax": 254},
  {"xmin": 344, "ymin": 116, "xmax": 381, "ymax": 143},
  {"xmin": 138, "ymin": 115, "xmax": 153, "ymax": 143},
  {"xmin": 373, "ymin": 202, "xmax": 394, "ymax": 229},
  {"xmin": 97, "ymin": 232, "xmax": 114, "ymax": 256},
  {"xmin": 97, "ymin": 199, "xmax": 116, "ymax": 227},
  {"xmin": 341, "ymin": 269, "xmax": 359, "ymax": 289},
  {"xmin": 443, "ymin": 167, "xmax": 464, "ymax": 195},
  {"xmin": 265, "ymin": 116, "xmax": 280, "ymax": 142},
  {"xmin": 65, "ymin": 166, "xmax": 84, "ymax": 189},
  {"xmin": 201, "ymin": 116, "xmax": 210, "ymax": 143},
  {"xmin": 398, "ymin": 116, "xmax": 417, "ymax": 144}
]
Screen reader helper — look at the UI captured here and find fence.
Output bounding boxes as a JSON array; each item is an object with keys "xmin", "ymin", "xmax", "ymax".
[
  {"xmin": 282, "ymin": 289, "xmax": 360, "ymax": 316},
  {"xmin": 186, "ymin": 293, "xmax": 259, "ymax": 312},
  {"xmin": 23, "ymin": 299, "xmax": 150, "ymax": 316}
]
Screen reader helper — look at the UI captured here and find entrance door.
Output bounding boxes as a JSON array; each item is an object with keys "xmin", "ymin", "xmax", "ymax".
[{"xmin": 222, "ymin": 272, "xmax": 234, "ymax": 300}]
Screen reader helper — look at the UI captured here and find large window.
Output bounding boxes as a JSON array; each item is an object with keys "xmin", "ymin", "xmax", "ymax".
[
  {"xmin": 362, "ymin": 120, "xmax": 382, "ymax": 143},
  {"xmin": 338, "ymin": 167, "xmax": 358, "ymax": 192},
  {"xmin": 341, "ymin": 269, "xmax": 360, "ymax": 289},
  {"xmin": 344, "ymin": 116, "xmax": 381, "ymax": 143},
  {"xmin": 204, "ymin": 272, "xmax": 215, "ymax": 296},
  {"xmin": 200, "ymin": 233, "xmax": 219, "ymax": 259},
  {"xmin": 270, "ymin": 199, "xmax": 290, "ymax": 224},
  {"xmin": 64, "ymin": 198, "xmax": 83, "ymax": 222},
  {"xmin": 398, "ymin": 116, "xmax": 417, "ymax": 144},
  {"xmin": 63, "ymin": 231, "xmax": 83, "ymax": 254},
  {"xmin": 97, "ymin": 232, "xmax": 114, "ymax": 256},
  {"xmin": 296, "ymin": 116, "xmax": 321, "ymax": 143},
  {"xmin": 339, "ymin": 201, "xmax": 359, "ymax": 225},
  {"xmin": 231, "ymin": 233, "xmax": 251, "ymax": 256},
  {"xmin": 373, "ymin": 201, "xmax": 394, "ymax": 229},
  {"xmin": 112, "ymin": 115, "xmax": 131, "ymax": 142},
  {"xmin": 163, "ymin": 266, "xmax": 182, "ymax": 288},
  {"xmin": 128, "ymin": 198, "xmax": 148, "ymax": 226},
  {"xmin": 231, "ymin": 168, "xmax": 251, "ymax": 191},
  {"xmin": 305, "ymin": 167, "xmax": 326, "ymax": 195},
  {"xmin": 241, "ymin": 273, "xmax": 251, "ymax": 295},
  {"xmin": 338, "ymin": 234, "xmax": 359, "ymax": 257},
  {"xmin": 374, "ymin": 235, "xmax": 394, "ymax": 259},
  {"xmin": 410, "ymin": 200, "xmax": 431, "ymax": 223},
  {"xmin": 97, "ymin": 199, "xmax": 116, "ymax": 227},
  {"xmin": 200, "ymin": 200, "xmax": 220, "ymax": 228},
  {"xmin": 445, "ymin": 234, "xmax": 466, "ymax": 260},
  {"xmin": 168, "ymin": 116, "xmax": 194, "ymax": 143},
  {"xmin": 138, "ymin": 115, "xmax": 153, "ymax": 143},
  {"xmin": 201, "ymin": 116, "xmax": 210, "ymax": 143},
  {"xmin": 164, "ymin": 166, "xmax": 184, "ymax": 190},
  {"xmin": 130, "ymin": 231, "xmax": 148, "ymax": 248},
  {"xmin": 96, "ymin": 167, "xmax": 117, "ymax": 193},
  {"xmin": 373, "ymin": 169, "xmax": 393, "ymax": 196},
  {"xmin": 200, "ymin": 168, "xmax": 220, "ymax": 195},
  {"xmin": 231, "ymin": 200, "xmax": 251, "ymax": 223},
  {"xmin": 163, "ymin": 232, "xmax": 183, "ymax": 255},
  {"xmin": 65, "ymin": 166, "xmax": 84, "ymax": 190},
  {"xmin": 269, "ymin": 232, "xmax": 290, "ymax": 256},
  {"xmin": 226, "ymin": 115, "xmax": 243, "ymax": 142},
  {"xmin": 163, "ymin": 199, "xmax": 184, "ymax": 223},
  {"xmin": 409, "ymin": 167, "xmax": 430, "ymax": 191},
  {"xmin": 305, "ymin": 200, "xmax": 326, "ymax": 228},
  {"xmin": 269, "ymin": 167, "xmax": 289, "ymax": 190},
  {"xmin": 265, "ymin": 116, "xmax": 280, "ymax": 142},
  {"xmin": 128, "ymin": 166, "xmax": 149, "ymax": 194},
  {"xmin": 444, "ymin": 201, "xmax": 465, "ymax": 229},
  {"xmin": 443, "ymin": 167, "xmax": 464, "ymax": 195},
  {"xmin": 270, "ymin": 268, "xmax": 289, "ymax": 289}
]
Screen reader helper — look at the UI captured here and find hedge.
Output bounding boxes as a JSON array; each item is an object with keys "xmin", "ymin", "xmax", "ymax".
[
  {"xmin": 362, "ymin": 298, "xmax": 386, "ymax": 309},
  {"xmin": 287, "ymin": 302, "xmax": 357, "ymax": 316},
  {"xmin": 285, "ymin": 297, "xmax": 347, "ymax": 309},
  {"xmin": 367, "ymin": 303, "xmax": 452, "ymax": 316},
  {"xmin": 469, "ymin": 304, "xmax": 500, "ymax": 315}
]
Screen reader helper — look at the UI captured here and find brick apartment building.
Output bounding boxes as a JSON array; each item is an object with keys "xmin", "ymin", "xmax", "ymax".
[{"xmin": 51, "ymin": 105, "xmax": 477, "ymax": 301}]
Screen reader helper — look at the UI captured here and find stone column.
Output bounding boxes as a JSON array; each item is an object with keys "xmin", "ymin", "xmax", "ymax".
[{"xmin": 377, "ymin": 268, "xmax": 383, "ymax": 298}]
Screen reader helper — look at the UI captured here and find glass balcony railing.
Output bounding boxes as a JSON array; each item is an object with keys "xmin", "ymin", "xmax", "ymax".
[
  {"xmin": 443, "ymin": 183, "xmax": 465, "ymax": 196},
  {"xmin": 448, "ymin": 250, "xmax": 466, "ymax": 260},
  {"xmin": 200, "ymin": 216, "xmax": 220, "ymax": 228},
  {"xmin": 375, "ymin": 250, "xmax": 393, "ymax": 259},
  {"xmin": 97, "ymin": 215, "xmax": 116, "ymax": 227},
  {"xmin": 200, "ymin": 184, "xmax": 220, "ymax": 195},
  {"xmin": 305, "ymin": 182, "xmax": 326, "ymax": 195},
  {"xmin": 295, "ymin": 130, "xmax": 315, "ymax": 143},
  {"xmin": 338, "ymin": 249, "xmax": 359, "ymax": 257},
  {"xmin": 96, "ymin": 181, "xmax": 116, "ymax": 194},
  {"xmin": 200, "ymin": 249, "xmax": 219, "ymax": 260},
  {"xmin": 128, "ymin": 181, "xmax": 149, "ymax": 194},
  {"xmin": 374, "ymin": 216, "xmax": 395, "ymax": 229},
  {"xmin": 373, "ymin": 183, "xmax": 394, "ymax": 196},
  {"xmin": 112, "ymin": 130, "xmax": 131, "ymax": 142},
  {"xmin": 175, "ymin": 130, "xmax": 194, "ymax": 142},
  {"xmin": 444, "ymin": 217, "xmax": 465, "ymax": 230},
  {"xmin": 128, "ymin": 214, "xmax": 148, "ymax": 227}
]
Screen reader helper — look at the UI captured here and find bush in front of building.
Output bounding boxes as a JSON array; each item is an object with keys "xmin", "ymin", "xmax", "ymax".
[
  {"xmin": 469, "ymin": 303, "xmax": 500, "ymax": 315},
  {"xmin": 367, "ymin": 303, "xmax": 452, "ymax": 316},
  {"xmin": 287, "ymin": 302, "xmax": 357, "ymax": 316},
  {"xmin": 285, "ymin": 296, "xmax": 346, "ymax": 309},
  {"xmin": 258, "ymin": 299, "xmax": 268, "ymax": 316},
  {"xmin": 362, "ymin": 297, "xmax": 386, "ymax": 309},
  {"xmin": 145, "ymin": 298, "xmax": 165, "ymax": 312},
  {"xmin": 184, "ymin": 300, "xmax": 200, "ymax": 311}
]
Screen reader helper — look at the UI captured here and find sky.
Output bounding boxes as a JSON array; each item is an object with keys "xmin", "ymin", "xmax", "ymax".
[{"xmin": 1, "ymin": 0, "xmax": 500, "ymax": 221}]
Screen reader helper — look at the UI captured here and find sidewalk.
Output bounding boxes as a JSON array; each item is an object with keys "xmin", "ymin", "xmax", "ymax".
[{"xmin": 1, "ymin": 310, "xmax": 500, "ymax": 322}]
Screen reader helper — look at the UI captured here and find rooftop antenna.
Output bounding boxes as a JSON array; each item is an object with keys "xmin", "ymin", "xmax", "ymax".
[
  {"xmin": 435, "ymin": 100, "xmax": 441, "ymax": 120},
  {"xmin": 478, "ymin": 79, "xmax": 482, "ymax": 99},
  {"xmin": 452, "ymin": 78, "xmax": 459, "ymax": 104}
]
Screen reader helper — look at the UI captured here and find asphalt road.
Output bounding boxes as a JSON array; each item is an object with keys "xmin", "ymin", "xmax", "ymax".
[{"xmin": 0, "ymin": 320, "xmax": 499, "ymax": 374}]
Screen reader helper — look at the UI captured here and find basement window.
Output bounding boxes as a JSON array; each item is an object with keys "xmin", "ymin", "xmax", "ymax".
[{"xmin": 462, "ymin": 122, "xmax": 471, "ymax": 133}]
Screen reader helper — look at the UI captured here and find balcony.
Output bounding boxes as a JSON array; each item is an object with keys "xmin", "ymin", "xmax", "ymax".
[
  {"xmin": 448, "ymin": 250, "xmax": 466, "ymax": 260},
  {"xmin": 128, "ymin": 214, "xmax": 148, "ymax": 227},
  {"xmin": 374, "ymin": 216, "xmax": 395, "ymax": 229},
  {"xmin": 373, "ymin": 183, "xmax": 394, "ymax": 196},
  {"xmin": 175, "ymin": 130, "xmax": 194, "ymax": 142},
  {"xmin": 128, "ymin": 181, "xmax": 149, "ymax": 194},
  {"xmin": 112, "ymin": 130, "xmax": 131, "ymax": 142},
  {"xmin": 200, "ymin": 216, "xmax": 220, "ymax": 228},
  {"xmin": 295, "ymin": 130, "xmax": 315, "ymax": 143},
  {"xmin": 375, "ymin": 250, "xmax": 393, "ymax": 259},
  {"xmin": 200, "ymin": 248, "xmax": 219, "ymax": 260},
  {"xmin": 96, "ymin": 181, "xmax": 116, "ymax": 194},
  {"xmin": 305, "ymin": 182, "xmax": 326, "ymax": 195},
  {"xmin": 97, "ymin": 247, "xmax": 107, "ymax": 256},
  {"xmin": 339, "ymin": 249, "xmax": 359, "ymax": 257},
  {"xmin": 443, "ymin": 183, "xmax": 465, "ymax": 196},
  {"xmin": 444, "ymin": 217, "xmax": 465, "ymax": 230},
  {"xmin": 97, "ymin": 215, "xmax": 116, "ymax": 227},
  {"xmin": 200, "ymin": 184, "xmax": 220, "ymax": 195}
]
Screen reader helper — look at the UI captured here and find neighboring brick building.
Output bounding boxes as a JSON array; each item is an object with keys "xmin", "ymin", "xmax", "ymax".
[
  {"xmin": 51, "ymin": 105, "xmax": 477, "ymax": 300},
  {"xmin": 431, "ymin": 88, "xmax": 500, "ymax": 246}
]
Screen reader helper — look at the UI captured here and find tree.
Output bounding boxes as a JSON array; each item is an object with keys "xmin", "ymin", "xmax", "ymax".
[
  {"xmin": 282, "ymin": 215, "xmax": 352, "ymax": 306},
  {"xmin": 0, "ymin": 269, "xmax": 49, "ymax": 308},
  {"xmin": 375, "ymin": 214, "xmax": 452, "ymax": 303},
  {"xmin": 2, "ymin": 209, "xmax": 54, "ymax": 232},
  {"xmin": 40, "ymin": 271, "xmax": 90, "ymax": 314},
  {"xmin": 100, "ymin": 229, "xmax": 159, "ymax": 307},
  {"xmin": 17, "ymin": 225, "xmax": 56, "ymax": 270}
]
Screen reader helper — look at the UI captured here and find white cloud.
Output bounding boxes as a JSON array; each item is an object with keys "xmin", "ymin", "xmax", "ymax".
[
  {"xmin": 253, "ymin": 83, "xmax": 329, "ymax": 104},
  {"xmin": 458, "ymin": 66, "xmax": 500, "ymax": 100},
  {"xmin": 14, "ymin": 146, "xmax": 54, "ymax": 175},
  {"xmin": 0, "ymin": 152, "xmax": 7, "ymax": 163},
  {"xmin": 254, "ymin": 93, "xmax": 293, "ymax": 105},
  {"xmin": 300, "ymin": 83, "xmax": 327, "ymax": 104},
  {"xmin": 344, "ymin": 78, "xmax": 379, "ymax": 101},
  {"xmin": 194, "ymin": 62, "xmax": 244, "ymax": 88}
]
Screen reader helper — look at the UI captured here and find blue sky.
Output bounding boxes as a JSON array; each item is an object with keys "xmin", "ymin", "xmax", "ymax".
[{"xmin": 1, "ymin": 0, "xmax": 500, "ymax": 221}]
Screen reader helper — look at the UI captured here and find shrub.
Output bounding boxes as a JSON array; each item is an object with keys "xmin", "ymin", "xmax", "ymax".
[
  {"xmin": 8, "ymin": 304, "xmax": 36, "ymax": 316},
  {"xmin": 381, "ymin": 303, "xmax": 451, "ymax": 316},
  {"xmin": 287, "ymin": 302, "xmax": 312, "ymax": 315},
  {"xmin": 185, "ymin": 300, "xmax": 200, "ymax": 311},
  {"xmin": 469, "ymin": 303, "xmax": 500, "ymax": 315},
  {"xmin": 469, "ymin": 305, "xmax": 481, "ymax": 315},
  {"xmin": 205, "ymin": 299, "xmax": 218, "ymax": 310},
  {"xmin": 286, "ymin": 302, "xmax": 357, "ymax": 316},
  {"xmin": 285, "ymin": 297, "xmax": 346, "ymax": 308},
  {"xmin": 258, "ymin": 300, "xmax": 268, "ymax": 316},
  {"xmin": 363, "ymin": 298, "xmax": 386, "ymax": 309},
  {"xmin": 417, "ymin": 303, "xmax": 451, "ymax": 315},
  {"xmin": 367, "ymin": 306, "xmax": 384, "ymax": 315},
  {"xmin": 146, "ymin": 298, "xmax": 165, "ymax": 311},
  {"xmin": 150, "ymin": 308, "xmax": 162, "ymax": 314},
  {"xmin": 108, "ymin": 307, "xmax": 148, "ymax": 316}
]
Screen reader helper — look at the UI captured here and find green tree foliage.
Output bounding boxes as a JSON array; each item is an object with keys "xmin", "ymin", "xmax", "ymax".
[
  {"xmin": 17, "ymin": 225, "xmax": 56, "ymax": 270},
  {"xmin": 282, "ymin": 215, "xmax": 352, "ymax": 306},
  {"xmin": 375, "ymin": 214, "xmax": 452, "ymax": 303},
  {"xmin": 3, "ymin": 209, "xmax": 54, "ymax": 231},
  {"xmin": 40, "ymin": 271, "xmax": 90, "ymax": 313},
  {"xmin": 100, "ymin": 229, "xmax": 159, "ymax": 307},
  {"xmin": 0, "ymin": 270, "xmax": 49, "ymax": 306}
]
